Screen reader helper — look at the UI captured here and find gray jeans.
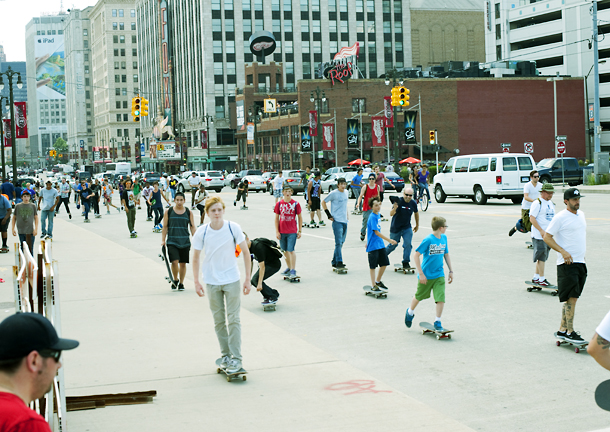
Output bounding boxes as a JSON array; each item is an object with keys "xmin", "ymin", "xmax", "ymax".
[
  {"xmin": 206, "ymin": 280, "xmax": 242, "ymax": 361},
  {"xmin": 360, "ymin": 209, "xmax": 373, "ymax": 236}
]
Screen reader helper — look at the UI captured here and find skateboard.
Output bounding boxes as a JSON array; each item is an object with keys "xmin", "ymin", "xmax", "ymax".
[
  {"xmin": 363, "ymin": 285, "xmax": 387, "ymax": 299},
  {"xmin": 240, "ymin": 205, "xmax": 248, "ymax": 210},
  {"xmin": 333, "ymin": 266, "xmax": 348, "ymax": 274},
  {"xmin": 284, "ymin": 275, "xmax": 301, "ymax": 283},
  {"xmin": 158, "ymin": 245, "xmax": 178, "ymax": 288},
  {"xmin": 351, "ymin": 210, "xmax": 362, "ymax": 215},
  {"xmin": 420, "ymin": 322, "xmax": 454, "ymax": 340},
  {"xmin": 525, "ymin": 281, "xmax": 558, "ymax": 296},
  {"xmin": 146, "ymin": 217, "xmax": 153, "ymax": 221},
  {"xmin": 526, "ymin": 241, "xmax": 533, "ymax": 249},
  {"xmin": 95, "ymin": 214, "xmax": 102, "ymax": 218},
  {"xmin": 130, "ymin": 232, "xmax": 138, "ymax": 238},
  {"xmin": 153, "ymin": 228, "xmax": 162, "ymax": 233},
  {"xmin": 262, "ymin": 300, "xmax": 277, "ymax": 312},
  {"xmin": 554, "ymin": 332, "xmax": 588, "ymax": 353},
  {"xmin": 84, "ymin": 219, "xmax": 91, "ymax": 223},
  {"xmin": 215, "ymin": 358, "xmax": 247, "ymax": 382},
  {"xmin": 302, "ymin": 223, "xmax": 320, "ymax": 228},
  {"xmin": 394, "ymin": 264, "xmax": 415, "ymax": 274}
]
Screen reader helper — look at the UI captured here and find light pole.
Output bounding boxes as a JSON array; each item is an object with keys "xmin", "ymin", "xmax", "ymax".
[
  {"xmin": 585, "ymin": 60, "xmax": 606, "ymax": 162},
  {"xmin": 0, "ymin": 96, "xmax": 5, "ymax": 180},
  {"xmin": 310, "ymin": 87, "xmax": 326, "ymax": 170},
  {"xmin": 0, "ymin": 66, "xmax": 23, "ymax": 185},
  {"xmin": 546, "ymin": 73, "xmax": 563, "ymax": 159},
  {"xmin": 385, "ymin": 69, "xmax": 404, "ymax": 171},
  {"xmin": 248, "ymin": 104, "xmax": 262, "ymax": 170},
  {"xmin": 203, "ymin": 113, "xmax": 214, "ymax": 169}
]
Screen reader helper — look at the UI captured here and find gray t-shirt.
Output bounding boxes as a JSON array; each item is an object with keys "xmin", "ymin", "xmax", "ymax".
[
  {"xmin": 14, "ymin": 202, "xmax": 37, "ymax": 234},
  {"xmin": 323, "ymin": 189, "xmax": 349, "ymax": 224},
  {"xmin": 40, "ymin": 187, "xmax": 59, "ymax": 211}
]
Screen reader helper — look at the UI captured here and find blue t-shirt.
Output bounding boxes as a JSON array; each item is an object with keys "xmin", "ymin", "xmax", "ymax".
[
  {"xmin": 1, "ymin": 182, "xmax": 15, "ymax": 199},
  {"xmin": 351, "ymin": 174, "xmax": 363, "ymax": 188},
  {"xmin": 366, "ymin": 212, "xmax": 385, "ymax": 252},
  {"xmin": 417, "ymin": 170, "xmax": 429, "ymax": 184},
  {"xmin": 390, "ymin": 197, "xmax": 418, "ymax": 233},
  {"xmin": 323, "ymin": 189, "xmax": 349, "ymax": 224},
  {"xmin": 416, "ymin": 234, "xmax": 449, "ymax": 280},
  {"xmin": 0, "ymin": 196, "xmax": 11, "ymax": 218},
  {"xmin": 14, "ymin": 186, "xmax": 23, "ymax": 199}
]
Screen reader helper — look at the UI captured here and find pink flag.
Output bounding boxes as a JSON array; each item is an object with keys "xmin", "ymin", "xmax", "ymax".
[
  {"xmin": 14, "ymin": 102, "xmax": 28, "ymax": 138},
  {"xmin": 383, "ymin": 97, "xmax": 393, "ymax": 128},
  {"xmin": 3, "ymin": 119, "xmax": 11, "ymax": 148},
  {"xmin": 309, "ymin": 111, "xmax": 318, "ymax": 136},
  {"xmin": 371, "ymin": 117, "xmax": 386, "ymax": 147},
  {"xmin": 322, "ymin": 123, "xmax": 334, "ymax": 150}
]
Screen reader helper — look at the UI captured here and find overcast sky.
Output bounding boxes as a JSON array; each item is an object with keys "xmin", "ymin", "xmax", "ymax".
[{"xmin": 0, "ymin": 0, "xmax": 97, "ymax": 62}]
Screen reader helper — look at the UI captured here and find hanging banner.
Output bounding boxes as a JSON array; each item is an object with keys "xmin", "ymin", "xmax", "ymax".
[
  {"xmin": 300, "ymin": 126, "xmax": 312, "ymax": 152},
  {"xmin": 347, "ymin": 119, "xmax": 358, "ymax": 148},
  {"xmin": 122, "ymin": 146, "xmax": 126, "ymax": 158},
  {"xmin": 383, "ymin": 97, "xmax": 393, "ymax": 128},
  {"xmin": 247, "ymin": 123, "xmax": 254, "ymax": 144},
  {"xmin": 322, "ymin": 123, "xmax": 334, "ymax": 150},
  {"xmin": 309, "ymin": 111, "xmax": 318, "ymax": 136},
  {"xmin": 201, "ymin": 130, "xmax": 208, "ymax": 150},
  {"xmin": 371, "ymin": 117, "xmax": 386, "ymax": 147},
  {"xmin": 404, "ymin": 111, "xmax": 418, "ymax": 144},
  {"xmin": 127, "ymin": 145, "xmax": 132, "ymax": 158},
  {"xmin": 3, "ymin": 119, "xmax": 11, "ymax": 148},
  {"xmin": 14, "ymin": 102, "xmax": 28, "ymax": 138}
]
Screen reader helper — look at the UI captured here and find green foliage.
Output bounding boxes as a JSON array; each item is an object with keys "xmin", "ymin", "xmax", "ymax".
[
  {"xmin": 400, "ymin": 166, "xmax": 410, "ymax": 181},
  {"xmin": 53, "ymin": 137, "xmax": 68, "ymax": 162},
  {"xmin": 428, "ymin": 165, "xmax": 437, "ymax": 181},
  {"xmin": 586, "ymin": 173, "xmax": 610, "ymax": 185}
]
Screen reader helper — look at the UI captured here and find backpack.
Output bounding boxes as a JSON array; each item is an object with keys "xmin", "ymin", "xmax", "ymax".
[
  {"xmin": 252, "ymin": 238, "xmax": 283, "ymax": 261},
  {"xmin": 201, "ymin": 220, "xmax": 240, "ymax": 255}
]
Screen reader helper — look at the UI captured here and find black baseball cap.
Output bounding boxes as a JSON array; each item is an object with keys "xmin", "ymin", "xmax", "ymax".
[
  {"xmin": 564, "ymin": 188, "xmax": 585, "ymax": 200},
  {"xmin": 0, "ymin": 312, "xmax": 79, "ymax": 361}
]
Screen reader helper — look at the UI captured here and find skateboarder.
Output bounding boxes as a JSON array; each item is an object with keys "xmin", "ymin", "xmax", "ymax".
[
  {"xmin": 366, "ymin": 197, "xmax": 397, "ymax": 292},
  {"xmin": 307, "ymin": 170, "xmax": 325, "ymax": 227},
  {"xmin": 192, "ymin": 196, "xmax": 252, "ymax": 375},
  {"xmin": 234, "ymin": 178, "xmax": 249, "ymax": 208},
  {"xmin": 162, "ymin": 192, "xmax": 197, "ymax": 291},
  {"xmin": 509, "ymin": 170, "xmax": 541, "ymax": 236},
  {"xmin": 102, "ymin": 179, "xmax": 119, "ymax": 214},
  {"xmin": 56, "ymin": 178, "xmax": 72, "ymax": 219},
  {"xmin": 322, "ymin": 177, "xmax": 349, "ymax": 269},
  {"xmin": 350, "ymin": 168, "xmax": 364, "ymax": 212},
  {"xmin": 142, "ymin": 181, "xmax": 153, "ymax": 220},
  {"xmin": 528, "ymin": 183, "xmax": 555, "ymax": 286},
  {"xmin": 543, "ymin": 188, "xmax": 587, "ymax": 344},
  {"xmin": 274, "ymin": 185, "xmax": 302, "ymax": 279},
  {"xmin": 301, "ymin": 166, "xmax": 312, "ymax": 203},
  {"xmin": 386, "ymin": 187, "xmax": 419, "ymax": 269},
  {"xmin": 246, "ymin": 234, "xmax": 283, "ymax": 305},
  {"xmin": 12, "ymin": 191, "xmax": 38, "ymax": 253},
  {"xmin": 120, "ymin": 179, "xmax": 138, "ymax": 237},
  {"xmin": 38, "ymin": 181, "xmax": 60, "ymax": 240},
  {"xmin": 356, "ymin": 174, "xmax": 381, "ymax": 241},
  {"xmin": 148, "ymin": 181, "xmax": 169, "ymax": 231},
  {"xmin": 79, "ymin": 183, "xmax": 95, "ymax": 223},
  {"xmin": 90, "ymin": 179, "xmax": 102, "ymax": 218},
  {"xmin": 373, "ymin": 164, "xmax": 394, "ymax": 204},
  {"xmin": 404, "ymin": 216, "xmax": 454, "ymax": 331},
  {"xmin": 194, "ymin": 184, "xmax": 209, "ymax": 225}
]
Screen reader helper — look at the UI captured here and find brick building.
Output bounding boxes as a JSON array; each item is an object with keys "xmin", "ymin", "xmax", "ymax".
[{"xmin": 234, "ymin": 74, "xmax": 586, "ymax": 172}]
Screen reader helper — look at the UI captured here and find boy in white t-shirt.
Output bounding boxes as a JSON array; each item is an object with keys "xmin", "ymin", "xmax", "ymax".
[
  {"xmin": 272, "ymin": 172, "xmax": 284, "ymax": 207},
  {"xmin": 192, "ymin": 197, "xmax": 251, "ymax": 374},
  {"xmin": 509, "ymin": 170, "xmax": 541, "ymax": 236},
  {"xmin": 528, "ymin": 183, "xmax": 555, "ymax": 286},
  {"xmin": 194, "ymin": 184, "xmax": 209, "ymax": 225}
]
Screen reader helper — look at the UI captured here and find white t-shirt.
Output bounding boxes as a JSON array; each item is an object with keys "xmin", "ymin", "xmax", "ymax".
[
  {"xmin": 596, "ymin": 310, "xmax": 610, "ymax": 341},
  {"xmin": 188, "ymin": 175, "xmax": 201, "ymax": 187},
  {"xmin": 545, "ymin": 209, "xmax": 586, "ymax": 265},
  {"xmin": 273, "ymin": 175, "xmax": 284, "ymax": 191},
  {"xmin": 521, "ymin": 182, "xmax": 542, "ymax": 210},
  {"xmin": 195, "ymin": 189, "xmax": 208, "ymax": 205},
  {"xmin": 192, "ymin": 220, "xmax": 245, "ymax": 285},
  {"xmin": 529, "ymin": 198, "xmax": 555, "ymax": 240},
  {"xmin": 160, "ymin": 178, "xmax": 168, "ymax": 190}
]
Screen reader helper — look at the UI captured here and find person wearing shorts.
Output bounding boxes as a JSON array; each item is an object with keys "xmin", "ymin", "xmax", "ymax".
[
  {"xmin": 272, "ymin": 171, "xmax": 284, "ymax": 207},
  {"xmin": 404, "ymin": 216, "xmax": 454, "ymax": 331},
  {"xmin": 307, "ymin": 171, "xmax": 324, "ymax": 227},
  {"xmin": 544, "ymin": 188, "xmax": 587, "ymax": 344},
  {"xmin": 365, "ymin": 197, "xmax": 396, "ymax": 292},
  {"xmin": 234, "ymin": 180, "xmax": 249, "ymax": 207},
  {"xmin": 510, "ymin": 170, "xmax": 541, "ymax": 236},
  {"xmin": 274, "ymin": 186, "xmax": 302, "ymax": 279},
  {"xmin": 162, "ymin": 192, "xmax": 196, "ymax": 291},
  {"xmin": 194, "ymin": 184, "xmax": 209, "ymax": 225},
  {"xmin": 529, "ymin": 183, "xmax": 555, "ymax": 286}
]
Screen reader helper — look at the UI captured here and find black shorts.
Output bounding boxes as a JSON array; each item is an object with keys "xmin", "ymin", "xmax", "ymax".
[
  {"xmin": 368, "ymin": 248, "xmax": 390, "ymax": 269},
  {"xmin": 196, "ymin": 204, "xmax": 205, "ymax": 213},
  {"xmin": 167, "ymin": 245, "xmax": 190, "ymax": 264},
  {"xmin": 0, "ymin": 218, "xmax": 8, "ymax": 233},
  {"xmin": 310, "ymin": 196, "xmax": 321, "ymax": 211},
  {"xmin": 557, "ymin": 263, "xmax": 587, "ymax": 302},
  {"xmin": 236, "ymin": 190, "xmax": 247, "ymax": 201}
]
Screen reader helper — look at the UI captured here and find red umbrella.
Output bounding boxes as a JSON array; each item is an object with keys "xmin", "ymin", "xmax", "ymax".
[
  {"xmin": 399, "ymin": 157, "xmax": 421, "ymax": 164},
  {"xmin": 348, "ymin": 159, "xmax": 371, "ymax": 166}
]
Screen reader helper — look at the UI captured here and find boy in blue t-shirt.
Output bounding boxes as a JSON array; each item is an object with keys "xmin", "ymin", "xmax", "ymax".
[
  {"xmin": 365, "ymin": 197, "xmax": 397, "ymax": 292},
  {"xmin": 404, "ymin": 216, "xmax": 454, "ymax": 331}
]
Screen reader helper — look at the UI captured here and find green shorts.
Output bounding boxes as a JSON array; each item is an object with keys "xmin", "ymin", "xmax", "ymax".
[{"xmin": 415, "ymin": 276, "xmax": 446, "ymax": 303}]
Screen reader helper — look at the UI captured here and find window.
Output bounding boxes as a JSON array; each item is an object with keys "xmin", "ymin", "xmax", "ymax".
[
  {"xmin": 469, "ymin": 158, "xmax": 489, "ymax": 172},
  {"xmin": 83, "ymin": 29, "xmax": 88, "ymax": 36},
  {"xmin": 123, "ymin": 114, "xmax": 128, "ymax": 121},
  {"xmin": 113, "ymin": 35, "xmax": 119, "ymax": 43},
  {"xmin": 115, "ymin": 75, "xmax": 120, "ymax": 83},
  {"xmin": 123, "ymin": 101, "xmax": 128, "ymax": 109},
  {"xmin": 255, "ymin": 19, "xmax": 263, "ymax": 31},
  {"xmin": 116, "ymin": 88, "xmax": 121, "ymax": 96},
  {"xmin": 114, "ymin": 61, "xmax": 120, "ymax": 69},
  {"xmin": 352, "ymin": 98, "xmax": 366, "ymax": 113},
  {"xmin": 132, "ymin": 48, "xmax": 137, "ymax": 56},
  {"xmin": 226, "ymin": 40, "xmax": 235, "ymax": 53},
  {"xmin": 455, "ymin": 158, "xmax": 470, "ymax": 173},
  {"xmin": 212, "ymin": 19, "xmax": 222, "ymax": 31},
  {"xmin": 133, "ymin": 74, "xmax": 138, "ymax": 82},
  {"xmin": 84, "ymin": 40, "xmax": 89, "ymax": 48},
  {"xmin": 131, "ymin": 22, "xmax": 136, "ymax": 30},
  {"xmin": 119, "ymin": 9, "xmax": 124, "ymax": 17},
  {"xmin": 224, "ymin": 0, "xmax": 234, "ymax": 10},
  {"xmin": 116, "ymin": 101, "xmax": 121, "ymax": 109},
  {"xmin": 301, "ymin": 0, "xmax": 308, "ymax": 11},
  {"xmin": 518, "ymin": 157, "xmax": 533, "ymax": 170},
  {"xmin": 212, "ymin": 0, "xmax": 221, "ymax": 9},
  {"xmin": 84, "ymin": 53, "xmax": 89, "ymax": 61},
  {"xmin": 117, "ymin": 129, "xmax": 123, "ymax": 137},
  {"xmin": 442, "ymin": 158, "xmax": 455, "ymax": 173},
  {"xmin": 112, "ymin": 9, "xmax": 117, "ymax": 17},
  {"xmin": 133, "ymin": 61, "xmax": 138, "ymax": 69},
  {"xmin": 284, "ymin": 0, "xmax": 292, "ymax": 11},
  {"xmin": 114, "ymin": 49, "xmax": 119, "ymax": 56},
  {"xmin": 213, "ymin": 41, "xmax": 222, "ymax": 53},
  {"xmin": 272, "ymin": 0, "xmax": 280, "ymax": 10},
  {"xmin": 121, "ymin": 75, "xmax": 127, "ymax": 82},
  {"xmin": 490, "ymin": 158, "xmax": 497, "ymax": 171},
  {"xmin": 502, "ymin": 157, "xmax": 517, "ymax": 171},
  {"xmin": 131, "ymin": 9, "xmax": 136, "ymax": 17},
  {"xmin": 394, "ymin": 0, "xmax": 401, "ymax": 13},
  {"xmin": 121, "ymin": 61, "xmax": 126, "ymax": 69},
  {"xmin": 116, "ymin": 114, "xmax": 122, "ymax": 122},
  {"xmin": 301, "ymin": 21, "xmax": 309, "ymax": 32},
  {"xmin": 120, "ymin": 35, "xmax": 125, "ymax": 43},
  {"xmin": 122, "ymin": 88, "xmax": 128, "ymax": 96},
  {"xmin": 119, "ymin": 22, "xmax": 124, "ymax": 30},
  {"xmin": 132, "ymin": 35, "xmax": 136, "ymax": 43}
]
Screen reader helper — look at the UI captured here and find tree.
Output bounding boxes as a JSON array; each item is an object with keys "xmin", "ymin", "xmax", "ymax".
[{"xmin": 53, "ymin": 137, "xmax": 68, "ymax": 162}]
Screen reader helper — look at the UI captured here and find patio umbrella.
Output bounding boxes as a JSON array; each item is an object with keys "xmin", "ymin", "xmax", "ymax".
[
  {"xmin": 398, "ymin": 157, "xmax": 421, "ymax": 164},
  {"xmin": 347, "ymin": 159, "xmax": 370, "ymax": 166}
]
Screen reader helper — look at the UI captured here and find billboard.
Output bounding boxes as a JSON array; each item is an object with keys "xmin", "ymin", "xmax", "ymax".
[{"xmin": 35, "ymin": 36, "xmax": 65, "ymax": 99}]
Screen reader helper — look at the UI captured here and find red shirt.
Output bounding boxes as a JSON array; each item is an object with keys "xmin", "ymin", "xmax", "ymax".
[
  {"xmin": 374, "ymin": 172, "xmax": 385, "ymax": 190},
  {"xmin": 362, "ymin": 184, "xmax": 380, "ymax": 212},
  {"xmin": 0, "ymin": 392, "xmax": 51, "ymax": 432},
  {"xmin": 274, "ymin": 199, "xmax": 302, "ymax": 234}
]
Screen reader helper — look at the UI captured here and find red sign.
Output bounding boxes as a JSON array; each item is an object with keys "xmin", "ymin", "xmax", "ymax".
[
  {"xmin": 322, "ymin": 123, "xmax": 334, "ymax": 150},
  {"xmin": 201, "ymin": 130, "xmax": 208, "ymax": 149},
  {"xmin": 557, "ymin": 141, "xmax": 566, "ymax": 154},
  {"xmin": 309, "ymin": 111, "xmax": 318, "ymax": 136},
  {"xmin": 524, "ymin": 142, "xmax": 534, "ymax": 154},
  {"xmin": 502, "ymin": 147, "xmax": 510, "ymax": 153},
  {"xmin": 328, "ymin": 62, "xmax": 353, "ymax": 86},
  {"xmin": 2, "ymin": 119, "xmax": 11, "ymax": 148},
  {"xmin": 371, "ymin": 117, "xmax": 386, "ymax": 147},
  {"xmin": 14, "ymin": 102, "xmax": 28, "ymax": 138},
  {"xmin": 383, "ymin": 97, "xmax": 393, "ymax": 128}
]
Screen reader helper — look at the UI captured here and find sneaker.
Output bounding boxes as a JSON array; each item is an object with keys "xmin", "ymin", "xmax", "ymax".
[
  {"xmin": 269, "ymin": 297, "xmax": 278, "ymax": 304},
  {"xmin": 309, "ymin": 221, "xmax": 316, "ymax": 228},
  {"xmin": 289, "ymin": 269, "xmax": 298, "ymax": 278},
  {"xmin": 508, "ymin": 227, "xmax": 517, "ymax": 237},
  {"xmin": 360, "ymin": 233, "xmax": 365, "ymax": 241},
  {"xmin": 159, "ymin": 223, "xmax": 163, "ymax": 228},
  {"xmin": 107, "ymin": 211, "xmax": 111, "ymax": 215},
  {"xmin": 336, "ymin": 262, "xmax": 346, "ymax": 269},
  {"xmin": 556, "ymin": 330, "xmax": 567, "ymax": 340},
  {"xmin": 219, "ymin": 355, "xmax": 231, "ymax": 369},
  {"xmin": 531, "ymin": 278, "xmax": 540, "ymax": 284},
  {"xmin": 261, "ymin": 298, "xmax": 271, "ymax": 305},
  {"xmin": 318, "ymin": 221, "xmax": 326, "ymax": 226},
  {"xmin": 171, "ymin": 281, "xmax": 178, "ymax": 290},
  {"xmin": 226, "ymin": 358, "xmax": 242, "ymax": 374},
  {"xmin": 178, "ymin": 283, "xmax": 185, "ymax": 291},
  {"xmin": 404, "ymin": 310, "xmax": 414, "ymax": 328},
  {"xmin": 565, "ymin": 331, "xmax": 585, "ymax": 344},
  {"xmin": 375, "ymin": 281, "xmax": 388, "ymax": 291},
  {"xmin": 537, "ymin": 279, "xmax": 552, "ymax": 287},
  {"xmin": 281, "ymin": 268, "xmax": 291, "ymax": 276},
  {"xmin": 434, "ymin": 321, "xmax": 444, "ymax": 331},
  {"xmin": 84, "ymin": 219, "xmax": 90, "ymax": 223},
  {"xmin": 47, "ymin": 235, "xmax": 52, "ymax": 241},
  {"xmin": 68, "ymin": 213, "xmax": 72, "ymax": 219},
  {"xmin": 370, "ymin": 285, "xmax": 382, "ymax": 292},
  {"xmin": 402, "ymin": 262, "xmax": 410, "ymax": 269},
  {"xmin": 233, "ymin": 200, "xmax": 236, "ymax": 206}
]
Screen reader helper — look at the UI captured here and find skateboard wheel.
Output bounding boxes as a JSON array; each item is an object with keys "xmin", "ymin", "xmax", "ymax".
[
  {"xmin": 242, "ymin": 376, "xmax": 247, "ymax": 381},
  {"xmin": 575, "ymin": 347, "xmax": 580, "ymax": 353},
  {"xmin": 436, "ymin": 335, "xmax": 440, "ymax": 340},
  {"xmin": 226, "ymin": 376, "xmax": 231, "ymax": 382},
  {"xmin": 527, "ymin": 288, "xmax": 532, "ymax": 292},
  {"xmin": 422, "ymin": 330, "xmax": 426, "ymax": 335},
  {"xmin": 217, "ymin": 368, "xmax": 221, "ymax": 374},
  {"xmin": 447, "ymin": 334, "xmax": 452, "ymax": 339},
  {"xmin": 556, "ymin": 341, "xmax": 561, "ymax": 347}
]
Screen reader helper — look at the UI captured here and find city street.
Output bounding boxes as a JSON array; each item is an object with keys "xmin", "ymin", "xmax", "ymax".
[{"xmin": 1, "ymin": 187, "xmax": 610, "ymax": 431}]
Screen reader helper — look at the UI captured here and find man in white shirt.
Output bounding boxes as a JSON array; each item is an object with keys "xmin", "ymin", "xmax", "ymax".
[
  {"xmin": 528, "ymin": 183, "xmax": 555, "ymax": 286},
  {"xmin": 272, "ymin": 172, "xmax": 284, "ymax": 206},
  {"xmin": 509, "ymin": 170, "xmax": 542, "ymax": 236},
  {"xmin": 544, "ymin": 188, "xmax": 587, "ymax": 344},
  {"xmin": 188, "ymin": 172, "xmax": 201, "ymax": 208}
]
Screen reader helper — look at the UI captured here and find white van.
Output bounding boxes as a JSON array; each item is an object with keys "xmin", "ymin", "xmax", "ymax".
[{"xmin": 433, "ymin": 153, "xmax": 536, "ymax": 205}]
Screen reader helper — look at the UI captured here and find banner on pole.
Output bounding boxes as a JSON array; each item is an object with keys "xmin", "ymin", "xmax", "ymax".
[
  {"xmin": 309, "ymin": 111, "xmax": 318, "ymax": 136},
  {"xmin": 371, "ymin": 116, "xmax": 385, "ymax": 147},
  {"xmin": 247, "ymin": 123, "xmax": 254, "ymax": 144},
  {"xmin": 300, "ymin": 126, "xmax": 312, "ymax": 152},
  {"xmin": 404, "ymin": 111, "xmax": 418, "ymax": 144},
  {"xmin": 201, "ymin": 130, "xmax": 208, "ymax": 150},
  {"xmin": 322, "ymin": 123, "xmax": 335, "ymax": 150},
  {"xmin": 14, "ymin": 102, "xmax": 28, "ymax": 138},
  {"xmin": 3, "ymin": 119, "xmax": 11, "ymax": 148},
  {"xmin": 383, "ymin": 97, "xmax": 393, "ymax": 128},
  {"xmin": 347, "ymin": 119, "xmax": 358, "ymax": 148}
]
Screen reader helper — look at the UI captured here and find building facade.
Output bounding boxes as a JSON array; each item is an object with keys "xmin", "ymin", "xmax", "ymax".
[
  {"xmin": 485, "ymin": 0, "xmax": 610, "ymax": 155},
  {"xmin": 0, "ymin": 46, "xmax": 7, "ymax": 63}
]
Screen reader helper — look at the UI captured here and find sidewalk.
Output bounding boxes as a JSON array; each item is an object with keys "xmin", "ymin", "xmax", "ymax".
[{"xmin": 555, "ymin": 184, "xmax": 610, "ymax": 194}]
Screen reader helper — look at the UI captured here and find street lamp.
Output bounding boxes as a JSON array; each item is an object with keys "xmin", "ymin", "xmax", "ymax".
[
  {"xmin": 0, "ymin": 96, "xmax": 6, "ymax": 180},
  {"xmin": 310, "ymin": 87, "xmax": 326, "ymax": 170},
  {"xmin": 0, "ymin": 66, "xmax": 23, "ymax": 186},
  {"xmin": 248, "ymin": 104, "xmax": 262, "ymax": 170},
  {"xmin": 203, "ymin": 113, "xmax": 214, "ymax": 169}
]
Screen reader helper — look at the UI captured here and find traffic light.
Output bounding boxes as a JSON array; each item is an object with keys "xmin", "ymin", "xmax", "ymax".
[
  {"xmin": 132, "ymin": 97, "xmax": 141, "ymax": 122},
  {"xmin": 398, "ymin": 86, "xmax": 410, "ymax": 106},
  {"xmin": 429, "ymin": 130, "xmax": 435, "ymax": 145},
  {"xmin": 49, "ymin": 149, "xmax": 56, "ymax": 157},
  {"xmin": 391, "ymin": 86, "xmax": 400, "ymax": 107},
  {"xmin": 141, "ymin": 98, "xmax": 149, "ymax": 116}
]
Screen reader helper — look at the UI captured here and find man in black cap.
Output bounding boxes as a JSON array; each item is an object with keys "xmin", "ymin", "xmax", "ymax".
[
  {"xmin": 0, "ymin": 312, "xmax": 79, "ymax": 431},
  {"xmin": 544, "ymin": 188, "xmax": 587, "ymax": 344}
]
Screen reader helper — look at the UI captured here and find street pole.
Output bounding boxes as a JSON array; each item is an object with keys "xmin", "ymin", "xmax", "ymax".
[
  {"xmin": 0, "ymin": 97, "xmax": 4, "ymax": 180},
  {"xmin": 553, "ymin": 79, "xmax": 558, "ymax": 159},
  {"xmin": 419, "ymin": 94, "xmax": 423, "ymax": 163},
  {"xmin": 359, "ymin": 101, "xmax": 363, "ymax": 164},
  {"xmin": 593, "ymin": 0, "xmax": 602, "ymax": 167}
]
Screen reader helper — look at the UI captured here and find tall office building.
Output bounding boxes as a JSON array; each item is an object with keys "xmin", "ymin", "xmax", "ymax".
[
  {"xmin": 64, "ymin": 7, "xmax": 95, "ymax": 165},
  {"xmin": 0, "ymin": 46, "xmax": 6, "ymax": 63},
  {"xmin": 25, "ymin": 14, "xmax": 69, "ymax": 162},
  {"xmin": 90, "ymin": 0, "xmax": 140, "ymax": 165}
]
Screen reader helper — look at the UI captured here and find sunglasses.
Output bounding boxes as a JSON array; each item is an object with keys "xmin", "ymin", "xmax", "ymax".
[
  {"xmin": 533, "ymin": 176, "xmax": 539, "ymax": 178},
  {"xmin": 404, "ymin": 194, "xmax": 412, "ymax": 197},
  {"xmin": 39, "ymin": 349, "xmax": 62, "ymax": 362}
]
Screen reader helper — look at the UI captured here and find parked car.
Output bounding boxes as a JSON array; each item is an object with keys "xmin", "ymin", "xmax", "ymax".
[
  {"xmin": 282, "ymin": 169, "xmax": 306, "ymax": 194},
  {"xmin": 140, "ymin": 171, "xmax": 162, "ymax": 185},
  {"xmin": 242, "ymin": 175, "xmax": 266, "ymax": 192},
  {"xmin": 321, "ymin": 173, "xmax": 342, "ymax": 193},
  {"xmin": 265, "ymin": 173, "xmax": 281, "ymax": 194},
  {"xmin": 341, "ymin": 171, "xmax": 364, "ymax": 199},
  {"xmin": 229, "ymin": 169, "xmax": 263, "ymax": 188},
  {"xmin": 325, "ymin": 166, "xmax": 358, "ymax": 175},
  {"xmin": 224, "ymin": 173, "xmax": 240, "ymax": 188},
  {"xmin": 383, "ymin": 171, "xmax": 405, "ymax": 192},
  {"xmin": 177, "ymin": 171, "xmax": 224, "ymax": 193},
  {"xmin": 536, "ymin": 157, "xmax": 583, "ymax": 186},
  {"xmin": 433, "ymin": 153, "xmax": 536, "ymax": 205}
]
